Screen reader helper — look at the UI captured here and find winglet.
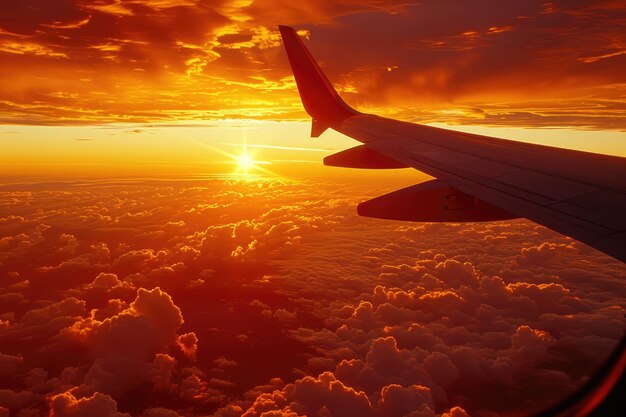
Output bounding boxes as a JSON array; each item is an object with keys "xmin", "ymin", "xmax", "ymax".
[
  {"xmin": 278, "ymin": 26, "xmax": 357, "ymax": 133},
  {"xmin": 311, "ymin": 118, "xmax": 328, "ymax": 137}
]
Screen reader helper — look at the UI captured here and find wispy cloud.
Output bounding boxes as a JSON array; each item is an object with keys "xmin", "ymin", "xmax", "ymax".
[
  {"xmin": 0, "ymin": 1, "xmax": 624, "ymax": 129},
  {"xmin": 219, "ymin": 143, "xmax": 332, "ymax": 152}
]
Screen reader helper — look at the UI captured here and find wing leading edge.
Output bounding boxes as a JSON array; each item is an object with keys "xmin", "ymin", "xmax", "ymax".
[{"xmin": 278, "ymin": 25, "xmax": 626, "ymax": 264}]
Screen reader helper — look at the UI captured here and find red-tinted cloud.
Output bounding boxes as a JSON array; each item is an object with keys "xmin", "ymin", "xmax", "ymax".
[
  {"xmin": 0, "ymin": 1, "xmax": 623, "ymax": 128},
  {"xmin": 0, "ymin": 178, "xmax": 624, "ymax": 417}
]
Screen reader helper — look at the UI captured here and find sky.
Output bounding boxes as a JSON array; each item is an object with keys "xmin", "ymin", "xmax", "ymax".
[
  {"xmin": 0, "ymin": 1, "xmax": 626, "ymax": 417},
  {"xmin": 0, "ymin": 0, "xmax": 625, "ymax": 177}
]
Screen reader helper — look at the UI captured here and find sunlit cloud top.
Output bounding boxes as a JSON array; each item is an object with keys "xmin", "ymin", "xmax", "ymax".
[{"xmin": 0, "ymin": 0, "xmax": 624, "ymax": 129}]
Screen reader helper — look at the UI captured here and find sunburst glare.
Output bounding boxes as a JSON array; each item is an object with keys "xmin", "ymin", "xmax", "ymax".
[
  {"xmin": 236, "ymin": 149, "xmax": 256, "ymax": 173},
  {"xmin": 192, "ymin": 138, "xmax": 275, "ymax": 177}
]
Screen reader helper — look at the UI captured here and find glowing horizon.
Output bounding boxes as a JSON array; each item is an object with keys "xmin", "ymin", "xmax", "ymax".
[{"xmin": 1, "ymin": 119, "xmax": 624, "ymax": 179}]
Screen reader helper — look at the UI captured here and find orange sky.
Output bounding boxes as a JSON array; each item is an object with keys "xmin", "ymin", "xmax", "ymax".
[
  {"xmin": 0, "ymin": 1, "xmax": 625, "ymax": 176},
  {"xmin": 1, "ymin": 4, "xmax": 626, "ymax": 417},
  {"xmin": 2, "ymin": 121, "xmax": 626, "ymax": 179}
]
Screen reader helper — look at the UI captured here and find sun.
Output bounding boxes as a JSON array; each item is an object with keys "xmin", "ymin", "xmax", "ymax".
[
  {"xmin": 194, "ymin": 139, "xmax": 275, "ymax": 177},
  {"xmin": 236, "ymin": 151, "xmax": 256, "ymax": 172}
]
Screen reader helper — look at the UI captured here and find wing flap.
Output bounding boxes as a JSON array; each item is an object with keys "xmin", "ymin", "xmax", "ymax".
[
  {"xmin": 323, "ymin": 145, "xmax": 408, "ymax": 169},
  {"xmin": 357, "ymin": 180, "xmax": 518, "ymax": 222}
]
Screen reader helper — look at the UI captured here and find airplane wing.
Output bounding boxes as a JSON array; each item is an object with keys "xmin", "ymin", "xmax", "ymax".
[{"xmin": 278, "ymin": 25, "xmax": 626, "ymax": 264}]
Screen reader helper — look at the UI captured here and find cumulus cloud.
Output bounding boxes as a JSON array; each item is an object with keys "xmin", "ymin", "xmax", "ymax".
[
  {"xmin": 49, "ymin": 391, "xmax": 131, "ymax": 417},
  {"xmin": 520, "ymin": 242, "xmax": 575, "ymax": 264},
  {"xmin": 378, "ymin": 384, "xmax": 435, "ymax": 417},
  {"xmin": 0, "ymin": 178, "xmax": 623, "ymax": 417},
  {"xmin": 70, "ymin": 287, "xmax": 183, "ymax": 356},
  {"xmin": 176, "ymin": 332, "xmax": 199, "ymax": 361},
  {"xmin": 242, "ymin": 371, "xmax": 373, "ymax": 417},
  {"xmin": 57, "ymin": 233, "xmax": 80, "ymax": 255},
  {"xmin": 0, "ymin": 297, "xmax": 87, "ymax": 343},
  {"xmin": 61, "ymin": 287, "xmax": 186, "ymax": 395},
  {"xmin": 441, "ymin": 407, "xmax": 471, "ymax": 417},
  {"xmin": 284, "ymin": 223, "xmax": 624, "ymax": 415},
  {"xmin": 434, "ymin": 259, "xmax": 479, "ymax": 288},
  {"xmin": 150, "ymin": 354, "xmax": 177, "ymax": 391}
]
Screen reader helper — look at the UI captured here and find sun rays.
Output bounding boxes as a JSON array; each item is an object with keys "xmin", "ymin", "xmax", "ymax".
[{"xmin": 194, "ymin": 137, "xmax": 275, "ymax": 177}]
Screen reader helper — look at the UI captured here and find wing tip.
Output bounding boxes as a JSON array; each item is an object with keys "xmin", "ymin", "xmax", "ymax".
[{"xmin": 278, "ymin": 24, "xmax": 356, "ymax": 126}]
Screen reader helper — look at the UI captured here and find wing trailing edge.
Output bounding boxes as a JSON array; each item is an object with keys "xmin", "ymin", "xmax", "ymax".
[
  {"xmin": 358, "ymin": 180, "xmax": 519, "ymax": 222},
  {"xmin": 324, "ymin": 145, "xmax": 408, "ymax": 169}
]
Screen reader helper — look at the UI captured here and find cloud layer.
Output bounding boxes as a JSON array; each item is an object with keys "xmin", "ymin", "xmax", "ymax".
[{"xmin": 0, "ymin": 177, "xmax": 624, "ymax": 416}]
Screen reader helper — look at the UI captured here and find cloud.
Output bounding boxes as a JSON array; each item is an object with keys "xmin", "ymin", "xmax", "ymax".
[
  {"xmin": 49, "ymin": 391, "xmax": 131, "ymax": 417},
  {"xmin": 63, "ymin": 287, "xmax": 185, "ymax": 394},
  {"xmin": 0, "ymin": 297, "xmax": 87, "ymax": 344},
  {"xmin": 441, "ymin": 407, "xmax": 471, "ymax": 417},
  {"xmin": 0, "ymin": 353, "xmax": 22, "ymax": 377},
  {"xmin": 0, "ymin": 389, "xmax": 37, "ymax": 413},
  {"xmin": 150, "ymin": 353, "xmax": 177, "ymax": 391},
  {"xmin": 176, "ymin": 332, "xmax": 199, "ymax": 361},
  {"xmin": 0, "ymin": 1, "xmax": 623, "ymax": 127},
  {"xmin": 242, "ymin": 371, "xmax": 373, "ymax": 417},
  {"xmin": 378, "ymin": 384, "xmax": 435, "ymax": 417},
  {"xmin": 521, "ymin": 242, "xmax": 574, "ymax": 264},
  {"xmin": 0, "ymin": 178, "xmax": 624, "ymax": 417},
  {"xmin": 57, "ymin": 234, "xmax": 80, "ymax": 254},
  {"xmin": 509, "ymin": 325, "xmax": 554, "ymax": 365},
  {"xmin": 434, "ymin": 259, "xmax": 479, "ymax": 288},
  {"xmin": 2, "ymin": 284, "xmax": 203, "ymax": 416}
]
